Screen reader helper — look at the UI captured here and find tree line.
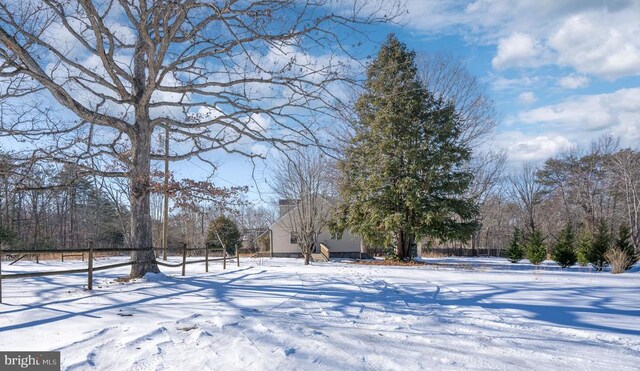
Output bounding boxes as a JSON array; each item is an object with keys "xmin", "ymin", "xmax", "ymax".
[
  {"xmin": 501, "ymin": 137, "xmax": 639, "ymax": 272},
  {"xmin": 0, "ymin": 155, "xmax": 274, "ymax": 254}
]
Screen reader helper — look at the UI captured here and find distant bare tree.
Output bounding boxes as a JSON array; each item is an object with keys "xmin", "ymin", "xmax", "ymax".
[
  {"xmin": 509, "ymin": 163, "xmax": 544, "ymax": 234},
  {"xmin": 610, "ymin": 148, "xmax": 640, "ymax": 251},
  {"xmin": 466, "ymin": 150, "xmax": 507, "ymax": 254},
  {"xmin": 270, "ymin": 148, "xmax": 332, "ymax": 265},
  {"xmin": 418, "ymin": 53, "xmax": 498, "ymax": 147},
  {"xmin": 237, "ymin": 203, "xmax": 275, "ymax": 252},
  {"xmin": 0, "ymin": 0, "xmax": 400, "ymax": 276}
]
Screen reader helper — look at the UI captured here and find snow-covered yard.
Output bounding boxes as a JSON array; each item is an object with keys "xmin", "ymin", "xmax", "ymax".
[{"xmin": 1, "ymin": 257, "xmax": 639, "ymax": 370}]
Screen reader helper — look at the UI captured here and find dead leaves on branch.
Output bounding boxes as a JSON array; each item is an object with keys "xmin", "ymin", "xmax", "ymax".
[{"xmin": 150, "ymin": 169, "xmax": 247, "ymax": 213}]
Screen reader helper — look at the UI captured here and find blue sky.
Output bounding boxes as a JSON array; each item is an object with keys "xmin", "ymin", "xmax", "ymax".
[
  {"xmin": 2, "ymin": 1, "xmax": 638, "ymax": 204},
  {"xmin": 202, "ymin": 1, "xmax": 640, "ymax": 201}
]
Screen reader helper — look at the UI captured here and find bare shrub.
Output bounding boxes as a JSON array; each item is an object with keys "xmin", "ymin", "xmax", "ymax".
[{"xmin": 605, "ymin": 248, "xmax": 634, "ymax": 274}]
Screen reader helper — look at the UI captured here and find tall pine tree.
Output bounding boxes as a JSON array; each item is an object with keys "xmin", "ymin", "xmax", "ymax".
[{"xmin": 336, "ymin": 34, "xmax": 477, "ymax": 260}]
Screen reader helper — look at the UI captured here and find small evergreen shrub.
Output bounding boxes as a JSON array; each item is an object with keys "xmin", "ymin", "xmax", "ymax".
[
  {"xmin": 384, "ymin": 246, "xmax": 400, "ymax": 261},
  {"xmin": 506, "ymin": 227, "xmax": 524, "ymax": 263},
  {"xmin": 576, "ymin": 230, "xmax": 591, "ymax": 267},
  {"xmin": 588, "ymin": 219, "xmax": 610, "ymax": 271},
  {"xmin": 526, "ymin": 230, "xmax": 547, "ymax": 265},
  {"xmin": 552, "ymin": 224, "xmax": 577, "ymax": 268},
  {"xmin": 207, "ymin": 215, "xmax": 242, "ymax": 255},
  {"xmin": 614, "ymin": 225, "xmax": 637, "ymax": 271}
]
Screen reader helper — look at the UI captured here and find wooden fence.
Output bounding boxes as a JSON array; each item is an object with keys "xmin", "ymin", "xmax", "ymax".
[
  {"xmin": 0, "ymin": 243, "xmax": 240, "ymax": 304},
  {"xmin": 422, "ymin": 247, "xmax": 506, "ymax": 258}
]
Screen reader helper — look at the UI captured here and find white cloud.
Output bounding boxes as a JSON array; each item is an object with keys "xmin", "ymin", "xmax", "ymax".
[
  {"xmin": 519, "ymin": 88, "xmax": 640, "ymax": 141},
  {"xmin": 492, "ymin": 32, "xmax": 545, "ymax": 70},
  {"xmin": 557, "ymin": 74, "xmax": 589, "ymax": 89},
  {"xmin": 549, "ymin": 14, "xmax": 640, "ymax": 79},
  {"xmin": 506, "ymin": 135, "xmax": 575, "ymax": 162},
  {"xmin": 487, "ymin": 73, "xmax": 546, "ymax": 92},
  {"xmin": 518, "ymin": 91, "xmax": 536, "ymax": 105},
  {"xmin": 400, "ymin": 0, "xmax": 640, "ymax": 79},
  {"xmin": 248, "ymin": 113, "xmax": 271, "ymax": 133},
  {"xmin": 250, "ymin": 143, "xmax": 270, "ymax": 157},
  {"xmin": 489, "ymin": 131, "xmax": 576, "ymax": 163}
]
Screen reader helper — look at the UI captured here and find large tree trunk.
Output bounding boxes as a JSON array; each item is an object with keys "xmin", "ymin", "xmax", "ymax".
[
  {"xmin": 395, "ymin": 231, "xmax": 415, "ymax": 261},
  {"xmin": 129, "ymin": 124, "xmax": 160, "ymax": 278}
]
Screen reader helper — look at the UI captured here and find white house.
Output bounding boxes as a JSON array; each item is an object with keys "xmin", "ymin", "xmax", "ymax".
[{"xmin": 269, "ymin": 199, "xmax": 365, "ymax": 259}]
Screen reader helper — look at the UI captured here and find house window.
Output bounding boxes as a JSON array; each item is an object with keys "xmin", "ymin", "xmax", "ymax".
[
  {"xmin": 290, "ymin": 233, "xmax": 299, "ymax": 244},
  {"xmin": 330, "ymin": 232, "xmax": 342, "ymax": 240}
]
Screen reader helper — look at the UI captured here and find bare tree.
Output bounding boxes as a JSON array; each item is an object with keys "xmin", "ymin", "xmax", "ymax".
[
  {"xmin": 610, "ymin": 148, "xmax": 640, "ymax": 251},
  {"xmin": 466, "ymin": 150, "xmax": 507, "ymax": 254},
  {"xmin": 236, "ymin": 203, "xmax": 275, "ymax": 252},
  {"xmin": 418, "ymin": 53, "xmax": 498, "ymax": 147},
  {"xmin": 270, "ymin": 148, "xmax": 332, "ymax": 265},
  {"xmin": 509, "ymin": 163, "xmax": 544, "ymax": 234},
  {"xmin": 0, "ymin": 0, "xmax": 399, "ymax": 276}
]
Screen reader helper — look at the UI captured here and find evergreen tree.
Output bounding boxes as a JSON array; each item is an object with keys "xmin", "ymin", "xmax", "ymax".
[
  {"xmin": 614, "ymin": 224, "xmax": 637, "ymax": 271},
  {"xmin": 589, "ymin": 219, "xmax": 610, "ymax": 271},
  {"xmin": 576, "ymin": 230, "xmax": 591, "ymax": 267},
  {"xmin": 336, "ymin": 34, "xmax": 477, "ymax": 260},
  {"xmin": 207, "ymin": 216, "xmax": 241, "ymax": 255},
  {"xmin": 552, "ymin": 224, "xmax": 577, "ymax": 268},
  {"xmin": 526, "ymin": 230, "xmax": 547, "ymax": 265},
  {"xmin": 506, "ymin": 227, "xmax": 524, "ymax": 263}
]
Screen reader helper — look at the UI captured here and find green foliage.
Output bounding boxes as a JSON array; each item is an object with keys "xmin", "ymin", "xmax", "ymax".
[
  {"xmin": 576, "ymin": 230, "xmax": 591, "ymax": 266},
  {"xmin": 588, "ymin": 219, "xmax": 610, "ymax": 271},
  {"xmin": 383, "ymin": 246, "xmax": 401, "ymax": 261},
  {"xmin": 336, "ymin": 34, "xmax": 477, "ymax": 261},
  {"xmin": 207, "ymin": 215, "xmax": 241, "ymax": 255},
  {"xmin": 552, "ymin": 224, "xmax": 577, "ymax": 268},
  {"xmin": 505, "ymin": 227, "xmax": 524, "ymax": 263},
  {"xmin": 614, "ymin": 224, "xmax": 637, "ymax": 271},
  {"xmin": 526, "ymin": 230, "xmax": 547, "ymax": 265}
]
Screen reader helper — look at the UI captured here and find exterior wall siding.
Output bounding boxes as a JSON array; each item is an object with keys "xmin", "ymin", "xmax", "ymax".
[
  {"xmin": 271, "ymin": 223, "xmax": 362, "ymax": 254},
  {"xmin": 271, "ymin": 221, "xmax": 302, "ymax": 254}
]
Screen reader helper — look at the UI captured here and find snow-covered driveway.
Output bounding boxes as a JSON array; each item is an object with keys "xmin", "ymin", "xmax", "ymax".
[{"xmin": 1, "ymin": 257, "xmax": 639, "ymax": 370}]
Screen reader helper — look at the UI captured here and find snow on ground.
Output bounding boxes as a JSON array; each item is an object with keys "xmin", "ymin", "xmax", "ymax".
[{"xmin": 1, "ymin": 256, "xmax": 639, "ymax": 370}]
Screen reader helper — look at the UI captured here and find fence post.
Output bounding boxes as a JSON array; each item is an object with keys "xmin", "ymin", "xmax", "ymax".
[
  {"xmin": 223, "ymin": 248, "xmax": 227, "ymax": 270},
  {"xmin": 205, "ymin": 245, "xmax": 209, "ymax": 273},
  {"xmin": 61, "ymin": 253, "xmax": 64, "ymax": 262},
  {"xmin": 236, "ymin": 244, "xmax": 239, "ymax": 267},
  {"xmin": 181, "ymin": 243, "xmax": 187, "ymax": 276},
  {"xmin": 87, "ymin": 241, "xmax": 94, "ymax": 290}
]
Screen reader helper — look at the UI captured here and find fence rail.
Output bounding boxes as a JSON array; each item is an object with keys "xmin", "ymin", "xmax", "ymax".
[
  {"xmin": 422, "ymin": 247, "xmax": 506, "ymax": 258},
  {"xmin": 0, "ymin": 243, "xmax": 240, "ymax": 304}
]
